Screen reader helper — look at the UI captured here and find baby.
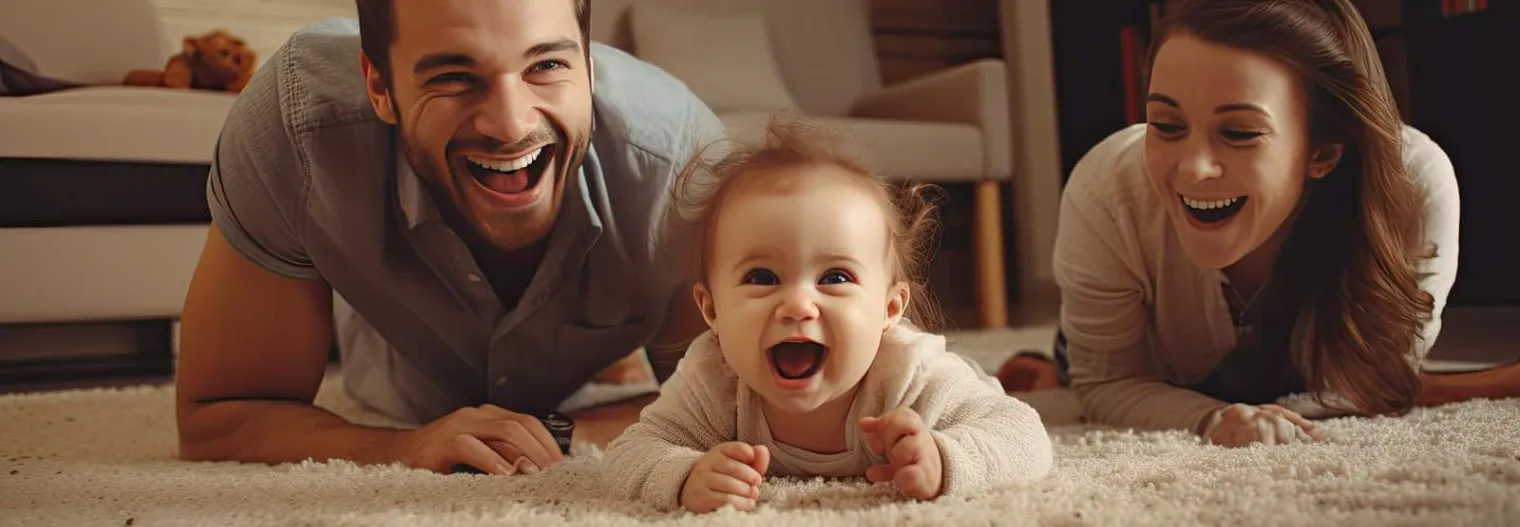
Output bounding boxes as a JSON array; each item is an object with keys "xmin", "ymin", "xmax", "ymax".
[{"xmin": 602, "ymin": 115, "xmax": 1054, "ymax": 513}]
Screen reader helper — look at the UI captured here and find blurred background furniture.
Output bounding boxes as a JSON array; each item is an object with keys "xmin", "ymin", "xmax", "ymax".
[
  {"xmin": 0, "ymin": 0, "xmax": 231, "ymax": 384},
  {"xmin": 594, "ymin": 0, "xmax": 1018, "ymax": 328}
]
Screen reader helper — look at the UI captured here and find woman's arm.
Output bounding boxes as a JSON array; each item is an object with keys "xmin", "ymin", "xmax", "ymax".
[
  {"xmin": 1054, "ymin": 132, "xmax": 1229, "ymax": 433},
  {"xmin": 1402, "ymin": 125, "xmax": 1461, "ymax": 369}
]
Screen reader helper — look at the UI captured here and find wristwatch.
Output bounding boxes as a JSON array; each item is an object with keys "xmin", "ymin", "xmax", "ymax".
[{"xmin": 539, "ymin": 411, "xmax": 575, "ymax": 456}]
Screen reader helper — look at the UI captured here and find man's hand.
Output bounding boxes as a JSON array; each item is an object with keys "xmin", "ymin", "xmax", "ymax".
[
  {"xmin": 395, "ymin": 404, "xmax": 565, "ymax": 476},
  {"xmin": 860, "ymin": 407, "xmax": 943, "ymax": 500},
  {"xmin": 680, "ymin": 442, "xmax": 770, "ymax": 513},
  {"xmin": 1199, "ymin": 403, "xmax": 1328, "ymax": 447}
]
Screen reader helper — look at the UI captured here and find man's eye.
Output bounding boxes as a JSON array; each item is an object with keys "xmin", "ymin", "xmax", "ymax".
[
  {"xmin": 428, "ymin": 72, "xmax": 476, "ymax": 85},
  {"xmin": 531, "ymin": 60, "xmax": 569, "ymax": 73},
  {"xmin": 743, "ymin": 269, "xmax": 779, "ymax": 286},
  {"xmin": 819, "ymin": 270, "xmax": 853, "ymax": 285}
]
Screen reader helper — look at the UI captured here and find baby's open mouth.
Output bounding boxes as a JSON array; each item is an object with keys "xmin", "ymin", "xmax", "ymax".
[
  {"xmin": 465, "ymin": 144, "xmax": 555, "ymax": 195},
  {"xmin": 769, "ymin": 340, "xmax": 827, "ymax": 380}
]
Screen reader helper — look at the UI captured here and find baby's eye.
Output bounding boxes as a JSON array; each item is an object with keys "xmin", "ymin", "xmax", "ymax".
[
  {"xmin": 742, "ymin": 269, "xmax": 779, "ymax": 286},
  {"xmin": 819, "ymin": 270, "xmax": 853, "ymax": 285}
]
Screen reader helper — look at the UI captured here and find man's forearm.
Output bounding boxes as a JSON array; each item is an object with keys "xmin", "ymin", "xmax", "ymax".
[{"xmin": 179, "ymin": 399, "xmax": 412, "ymax": 467}]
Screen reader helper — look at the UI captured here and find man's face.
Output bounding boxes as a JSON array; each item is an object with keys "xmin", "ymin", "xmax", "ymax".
[{"xmin": 363, "ymin": 0, "xmax": 592, "ymax": 252}]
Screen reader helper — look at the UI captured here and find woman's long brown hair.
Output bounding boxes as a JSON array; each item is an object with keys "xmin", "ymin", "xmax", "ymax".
[{"xmin": 1153, "ymin": 0, "xmax": 1437, "ymax": 416}]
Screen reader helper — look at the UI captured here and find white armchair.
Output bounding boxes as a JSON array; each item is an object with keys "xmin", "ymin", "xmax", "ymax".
[{"xmin": 594, "ymin": 0, "xmax": 1014, "ymax": 328}]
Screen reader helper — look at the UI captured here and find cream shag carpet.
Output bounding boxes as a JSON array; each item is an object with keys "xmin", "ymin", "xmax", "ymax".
[{"xmin": 2, "ymin": 376, "xmax": 1518, "ymax": 527}]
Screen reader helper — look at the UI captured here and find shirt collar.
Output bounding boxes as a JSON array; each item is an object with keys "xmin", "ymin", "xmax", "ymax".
[{"xmin": 396, "ymin": 144, "xmax": 440, "ymax": 231}]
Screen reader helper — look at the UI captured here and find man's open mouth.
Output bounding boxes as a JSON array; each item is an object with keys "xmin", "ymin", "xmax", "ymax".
[
  {"xmin": 1180, "ymin": 194, "xmax": 1247, "ymax": 224},
  {"xmin": 465, "ymin": 144, "xmax": 555, "ymax": 195},
  {"xmin": 769, "ymin": 340, "xmax": 827, "ymax": 381}
]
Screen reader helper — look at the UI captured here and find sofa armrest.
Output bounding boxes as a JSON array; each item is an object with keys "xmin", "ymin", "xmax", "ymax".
[{"xmin": 850, "ymin": 59, "xmax": 1013, "ymax": 180}]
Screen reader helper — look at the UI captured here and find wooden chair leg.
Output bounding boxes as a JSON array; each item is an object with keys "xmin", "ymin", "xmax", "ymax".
[{"xmin": 973, "ymin": 180, "xmax": 1010, "ymax": 328}]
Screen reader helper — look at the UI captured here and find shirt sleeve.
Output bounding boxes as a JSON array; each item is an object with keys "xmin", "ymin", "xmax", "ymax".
[
  {"xmin": 905, "ymin": 346, "xmax": 1055, "ymax": 496},
  {"xmin": 1054, "ymin": 131, "xmax": 1228, "ymax": 433},
  {"xmin": 600, "ymin": 331, "xmax": 736, "ymax": 511},
  {"xmin": 1401, "ymin": 125, "xmax": 1461, "ymax": 369},
  {"xmin": 204, "ymin": 45, "xmax": 319, "ymax": 281}
]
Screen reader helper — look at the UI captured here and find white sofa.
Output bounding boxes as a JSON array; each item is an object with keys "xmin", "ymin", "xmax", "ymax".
[
  {"xmin": 0, "ymin": 0, "xmax": 228, "ymax": 362},
  {"xmin": 594, "ymin": 0, "xmax": 1016, "ymax": 328}
]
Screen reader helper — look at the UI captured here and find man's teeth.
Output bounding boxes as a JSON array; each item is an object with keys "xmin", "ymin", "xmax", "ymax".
[
  {"xmin": 1181, "ymin": 195, "xmax": 1242, "ymax": 210},
  {"xmin": 467, "ymin": 147, "xmax": 542, "ymax": 173}
]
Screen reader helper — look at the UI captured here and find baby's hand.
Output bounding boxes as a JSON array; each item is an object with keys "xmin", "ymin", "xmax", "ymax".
[
  {"xmin": 860, "ymin": 407, "xmax": 943, "ymax": 499},
  {"xmin": 679, "ymin": 442, "xmax": 770, "ymax": 513}
]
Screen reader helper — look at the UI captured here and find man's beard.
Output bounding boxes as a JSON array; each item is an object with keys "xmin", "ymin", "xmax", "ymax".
[{"xmin": 396, "ymin": 117, "xmax": 591, "ymax": 253}]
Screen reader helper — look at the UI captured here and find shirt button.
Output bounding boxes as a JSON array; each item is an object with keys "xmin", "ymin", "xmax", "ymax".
[
  {"xmin": 467, "ymin": 273, "xmax": 483, "ymax": 283},
  {"xmin": 495, "ymin": 376, "xmax": 507, "ymax": 386}
]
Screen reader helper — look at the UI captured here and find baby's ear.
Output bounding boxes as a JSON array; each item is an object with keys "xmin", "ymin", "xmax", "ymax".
[
  {"xmin": 883, "ymin": 282, "xmax": 910, "ymax": 331},
  {"xmin": 692, "ymin": 282, "xmax": 718, "ymax": 329}
]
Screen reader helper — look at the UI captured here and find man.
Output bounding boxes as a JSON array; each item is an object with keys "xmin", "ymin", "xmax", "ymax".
[{"xmin": 174, "ymin": 0, "xmax": 722, "ymax": 477}]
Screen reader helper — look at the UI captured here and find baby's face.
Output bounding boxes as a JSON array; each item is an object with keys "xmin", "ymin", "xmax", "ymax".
[{"xmin": 695, "ymin": 165, "xmax": 909, "ymax": 416}]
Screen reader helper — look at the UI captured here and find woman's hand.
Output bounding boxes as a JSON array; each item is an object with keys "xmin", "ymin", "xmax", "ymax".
[{"xmin": 1198, "ymin": 403, "xmax": 1328, "ymax": 447}]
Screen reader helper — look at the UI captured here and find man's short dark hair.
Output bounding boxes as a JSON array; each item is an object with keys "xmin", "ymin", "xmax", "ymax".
[{"xmin": 357, "ymin": 0, "xmax": 591, "ymax": 81}]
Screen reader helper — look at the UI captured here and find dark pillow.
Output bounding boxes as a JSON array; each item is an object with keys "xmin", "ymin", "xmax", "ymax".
[{"xmin": 0, "ymin": 35, "xmax": 83, "ymax": 96}]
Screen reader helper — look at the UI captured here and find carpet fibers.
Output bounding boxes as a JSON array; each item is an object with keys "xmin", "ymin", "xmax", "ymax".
[{"xmin": 2, "ymin": 379, "xmax": 1518, "ymax": 526}]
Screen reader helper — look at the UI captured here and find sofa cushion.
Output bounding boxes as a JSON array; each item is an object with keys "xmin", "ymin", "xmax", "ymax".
[
  {"xmin": 629, "ymin": 5, "xmax": 798, "ymax": 113},
  {"xmin": 719, "ymin": 112, "xmax": 986, "ymax": 182},
  {"xmin": 0, "ymin": 224, "xmax": 209, "ymax": 323},
  {"xmin": 0, "ymin": 86, "xmax": 235, "ymax": 164}
]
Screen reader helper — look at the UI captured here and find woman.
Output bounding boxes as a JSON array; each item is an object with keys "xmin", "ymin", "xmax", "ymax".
[{"xmin": 1002, "ymin": 0, "xmax": 1513, "ymax": 447}]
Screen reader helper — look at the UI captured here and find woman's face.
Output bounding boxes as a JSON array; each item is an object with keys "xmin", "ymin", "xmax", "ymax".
[{"xmin": 1144, "ymin": 32, "xmax": 1339, "ymax": 270}]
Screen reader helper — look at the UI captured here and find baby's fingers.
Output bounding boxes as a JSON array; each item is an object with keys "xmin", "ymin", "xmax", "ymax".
[
  {"xmin": 705, "ymin": 472, "xmax": 759, "ymax": 501},
  {"xmin": 866, "ymin": 463, "xmax": 896, "ymax": 483},
  {"xmin": 893, "ymin": 464, "xmax": 936, "ymax": 499},
  {"xmin": 688, "ymin": 485, "xmax": 757, "ymax": 513},
  {"xmin": 859, "ymin": 418, "xmax": 886, "ymax": 455},
  {"xmin": 711, "ymin": 455, "xmax": 764, "ymax": 487}
]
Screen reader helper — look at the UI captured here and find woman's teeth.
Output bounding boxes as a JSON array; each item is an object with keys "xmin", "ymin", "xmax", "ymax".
[
  {"xmin": 467, "ymin": 147, "xmax": 543, "ymax": 173},
  {"xmin": 1181, "ymin": 195, "xmax": 1243, "ymax": 211}
]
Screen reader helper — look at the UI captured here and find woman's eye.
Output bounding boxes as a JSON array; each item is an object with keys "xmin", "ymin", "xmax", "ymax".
[
  {"xmin": 1221, "ymin": 129, "xmax": 1264, "ymax": 142},
  {"xmin": 819, "ymin": 270, "xmax": 853, "ymax": 285},
  {"xmin": 742, "ymin": 269, "xmax": 779, "ymax": 286},
  {"xmin": 1149, "ymin": 122, "xmax": 1185, "ymax": 135}
]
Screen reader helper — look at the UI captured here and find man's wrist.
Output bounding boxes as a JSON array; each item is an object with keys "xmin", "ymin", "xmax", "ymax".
[{"xmin": 374, "ymin": 427, "xmax": 421, "ymax": 468}]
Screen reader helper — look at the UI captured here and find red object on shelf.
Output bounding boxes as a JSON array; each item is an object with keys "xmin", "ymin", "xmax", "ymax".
[{"xmin": 1121, "ymin": 25, "xmax": 1139, "ymax": 124}]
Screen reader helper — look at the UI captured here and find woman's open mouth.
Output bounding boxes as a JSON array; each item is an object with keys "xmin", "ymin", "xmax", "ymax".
[
  {"xmin": 769, "ymin": 340, "xmax": 828, "ymax": 381},
  {"xmin": 465, "ymin": 144, "xmax": 555, "ymax": 197},
  {"xmin": 1180, "ymin": 194, "xmax": 1247, "ymax": 224}
]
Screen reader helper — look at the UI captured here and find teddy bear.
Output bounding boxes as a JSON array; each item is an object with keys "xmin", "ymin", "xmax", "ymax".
[{"xmin": 123, "ymin": 30, "xmax": 255, "ymax": 93}]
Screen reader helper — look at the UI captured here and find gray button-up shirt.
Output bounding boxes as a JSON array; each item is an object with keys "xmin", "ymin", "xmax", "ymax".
[{"xmin": 206, "ymin": 19, "xmax": 724, "ymax": 424}]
